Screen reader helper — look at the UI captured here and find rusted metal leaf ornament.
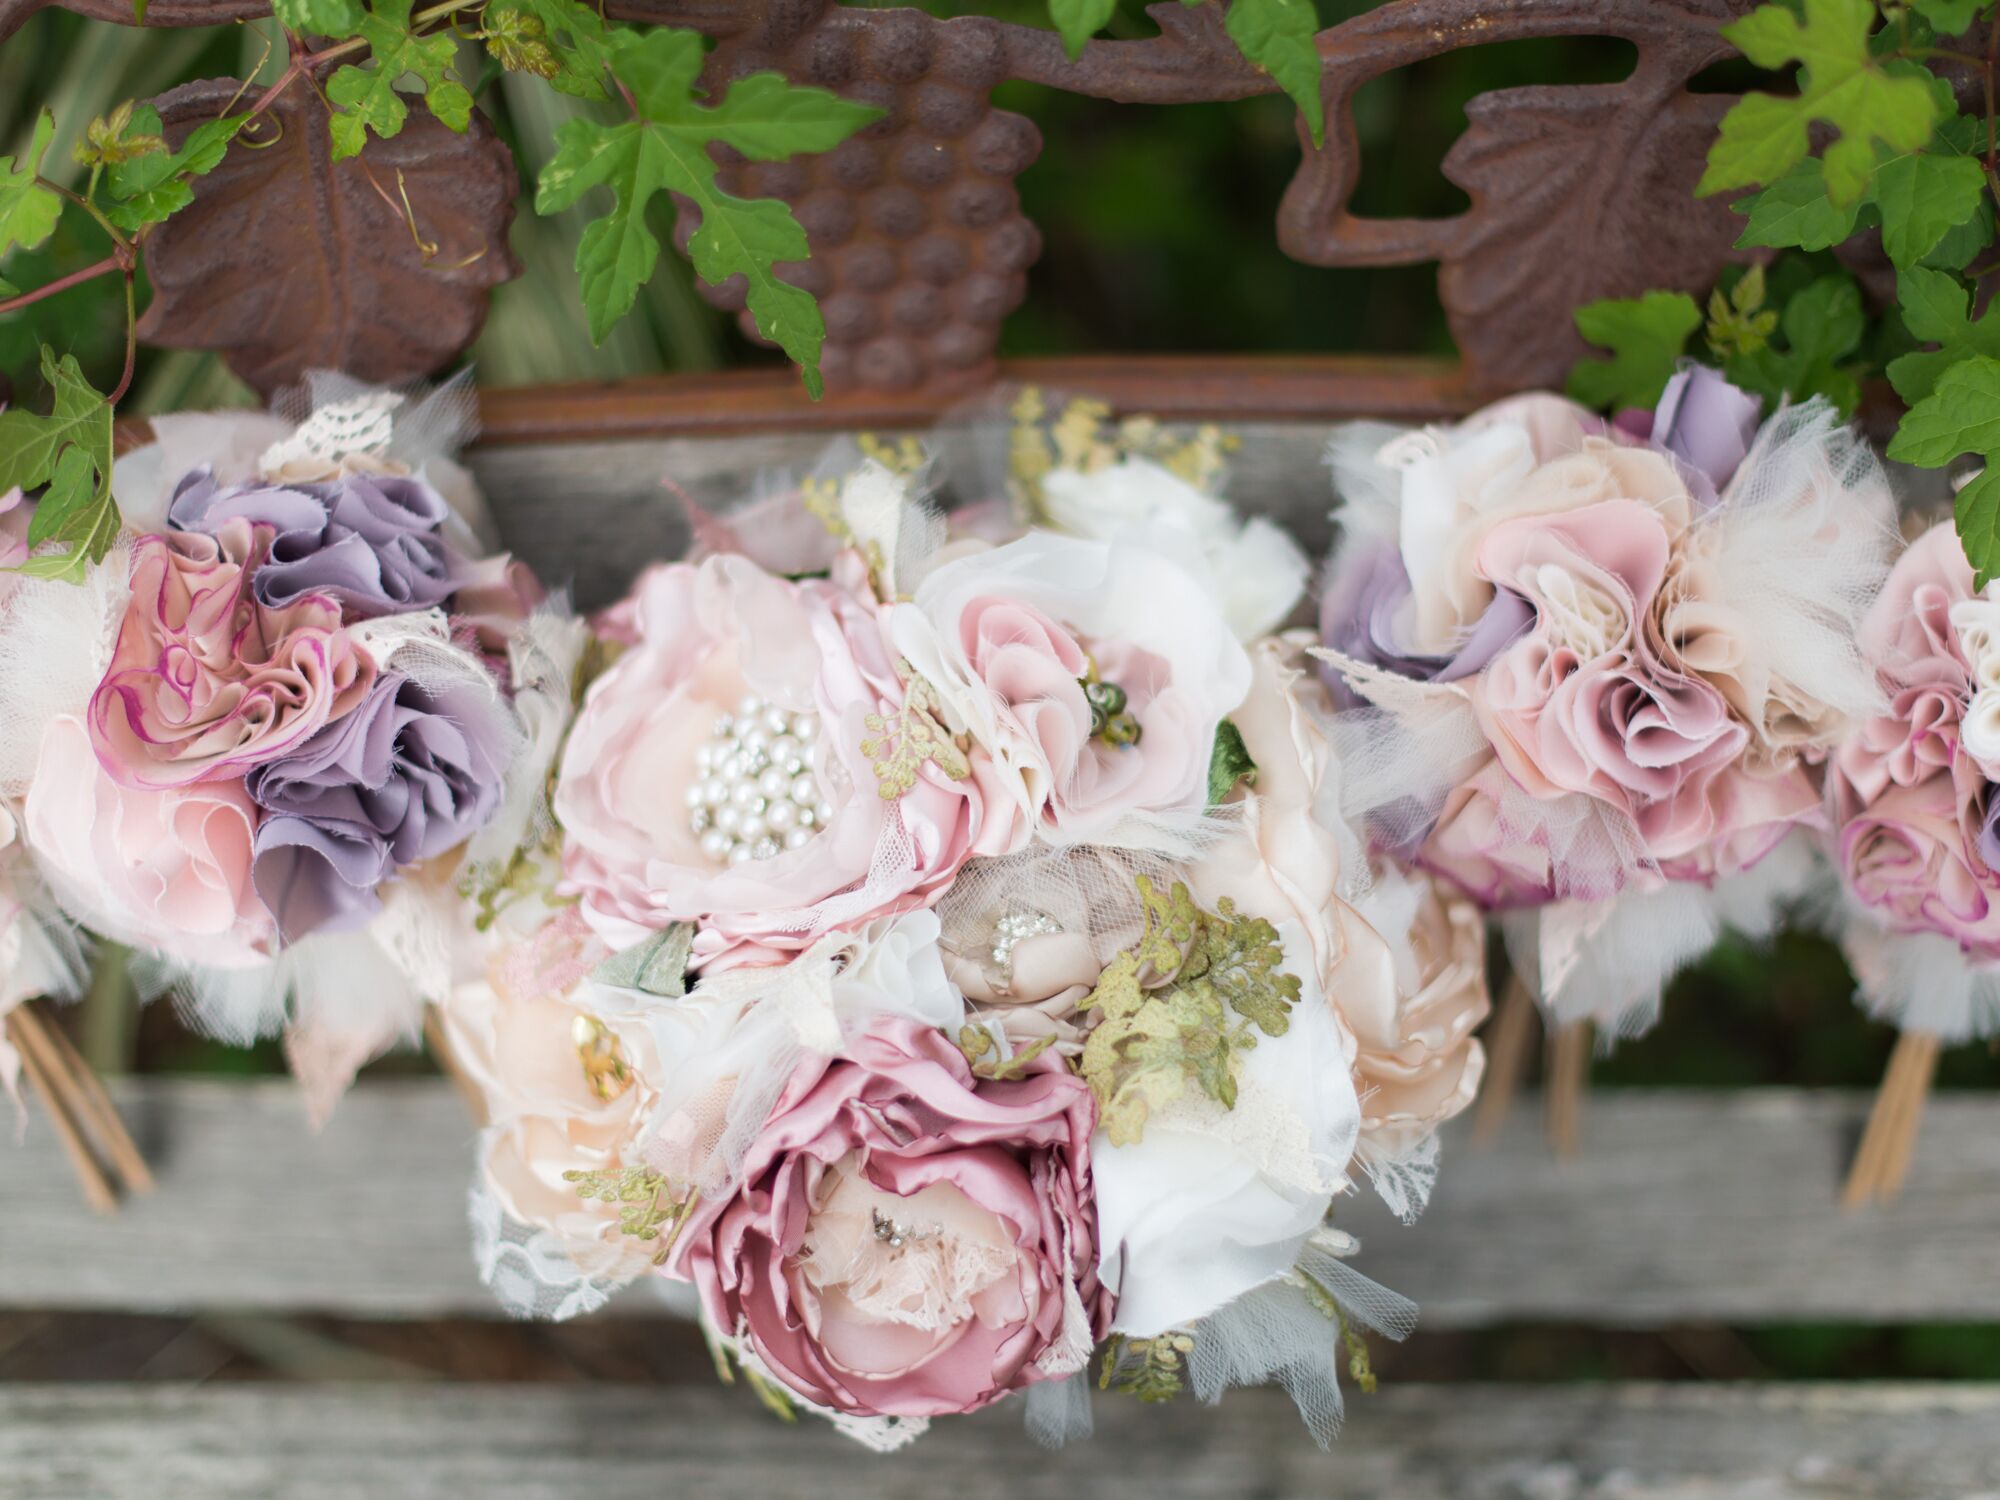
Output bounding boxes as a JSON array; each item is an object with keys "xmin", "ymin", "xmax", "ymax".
[{"xmin": 136, "ymin": 78, "xmax": 520, "ymax": 398}]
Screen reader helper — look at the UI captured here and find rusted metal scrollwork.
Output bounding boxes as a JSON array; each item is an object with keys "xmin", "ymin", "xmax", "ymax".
[{"xmin": 1, "ymin": 0, "xmax": 1760, "ymax": 397}]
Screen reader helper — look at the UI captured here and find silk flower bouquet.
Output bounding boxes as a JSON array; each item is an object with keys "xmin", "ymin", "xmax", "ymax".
[
  {"xmin": 436, "ymin": 409, "xmax": 1492, "ymax": 1449},
  {"xmin": 1314, "ymin": 368, "xmax": 1895, "ymax": 1093},
  {"xmin": 0, "ymin": 375, "xmax": 557, "ymax": 1128}
]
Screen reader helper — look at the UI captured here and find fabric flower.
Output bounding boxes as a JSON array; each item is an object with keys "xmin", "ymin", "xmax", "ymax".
[
  {"xmin": 1644, "ymin": 365, "xmax": 1763, "ymax": 502},
  {"xmin": 89, "ymin": 521, "xmax": 375, "ymax": 789},
  {"xmin": 168, "ymin": 465, "xmax": 462, "ymax": 618},
  {"xmin": 246, "ymin": 668, "xmax": 509, "ymax": 942},
  {"xmin": 1839, "ymin": 760, "xmax": 2000, "ymax": 958},
  {"xmin": 554, "ymin": 555, "xmax": 1010, "ymax": 970},
  {"xmin": 673, "ymin": 1014, "xmax": 1110, "ymax": 1419},
  {"xmin": 1316, "ymin": 539, "xmax": 1531, "ymax": 700},
  {"xmin": 892, "ymin": 531, "xmax": 1251, "ymax": 848},
  {"xmin": 24, "ymin": 713, "xmax": 272, "ymax": 965}
]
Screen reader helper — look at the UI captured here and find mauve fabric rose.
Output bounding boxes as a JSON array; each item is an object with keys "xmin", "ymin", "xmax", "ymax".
[
  {"xmin": 1651, "ymin": 367, "xmax": 1763, "ymax": 503},
  {"xmin": 168, "ymin": 465, "xmax": 461, "ymax": 617},
  {"xmin": 555, "ymin": 555, "xmax": 1011, "ymax": 971},
  {"xmin": 1840, "ymin": 761, "xmax": 2000, "ymax": 958},
  {"xmin": 89, "ymin": 521, "xmax": 375, "ymax": 789},
  {"xmin": 24, "ymin": 714, "xmax": 273, "ymax": 966},
  {"xmin": 1317, "ymin": 540, "xmax": 1532, "ymax": 705},
  {"xmin": 0, "ymin": 487, "xmax": 28, "ymax": 574},
  {"xmin": 246, "ymin": 669, "xmax": 508, "ymax": 941},
  {"xmin": 673, "ymin": 1015, "xmax": 1110, "ymax": 1419}
]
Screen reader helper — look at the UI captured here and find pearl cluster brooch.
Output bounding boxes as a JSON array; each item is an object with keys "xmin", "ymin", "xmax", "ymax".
[{"xmin": 687, "ymin": 695, "xmax": 834, "ymax": 866}]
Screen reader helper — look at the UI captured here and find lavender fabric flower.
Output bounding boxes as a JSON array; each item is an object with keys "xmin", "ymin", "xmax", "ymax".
[
  {"xmin": 1647, "ymin": 367, "xmax": 1763, "ymax": 505},
  {"xmin": 1318, "ymin": 540, "xmax": 1532, "ymax": 706},
  {"xmin": 168, "ymin": 466, "xmax": 461, "ymax": 617},
  {"xmin": 246, "ymin": 671, "xmax": 507, "ymax": 942}
]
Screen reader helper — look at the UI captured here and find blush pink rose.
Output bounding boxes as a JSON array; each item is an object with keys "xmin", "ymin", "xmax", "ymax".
[
  {"xmin": 1838, "ymin": 760, "xmax": 2000, "ymax": 958},
  {"xmin": 673, "ymin": 1015, "xmax": 1111, "ymax": 1419},
  {"xmin": 554, "ymin": 555, "xmax": 1012, "ymax": 971},
  {"xmin": 24, "ymin": 713, "xmax": 272, "ymax": 966},
  {"xmin": 89, "ymin": 521, "xmax": 374, "ymax": 789}
]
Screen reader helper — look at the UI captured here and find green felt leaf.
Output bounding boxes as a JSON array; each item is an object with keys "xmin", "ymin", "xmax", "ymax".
[
  {"xmin": 1699, "ymin": 0, "xmax": 1938, "ymax": 206},
  {"xmin": 1884, "ymin": 264, "xmax": 2000, "ymax": 403},
  {"xmin": 1957, "ymin": 464, "xmax": 2000, "ymax": 589},
  {"xmin": 102, "ymin": 111, "xmax": 244, "ymax": 232},
  {"xmin": 591, "ymin": 923, "xmax": 693, "ymax": 997},
  {"xmin": 1049, "ymin": 0, "xmax": 1118, "ymax": 62},
  {"xmin": 272, "ymin": 0, "xmax": 365, "ymax": 36},
  {"xmin": 0, "ymin": 349, "xmax": 117, "ymax": 584},
  {"xmin": 0, "ymin": 112, "xmax": 63, "ymax": 260},
  {"xmin": 1887, "ymin": 353, "xmax": 2000, "ymax": 467},
  {"xmin": 1734, "ymin": 159, "xmax": 1861, "ymax": 250},
  {"xmin": 535, "ymin": 27, "xmax": 882, "ymax": 398},
  {"xmin": 1206, "ymin": 719, "xmax": 1258, "ymax": 807},
  {"xmin": 326, "ymin": 0, "xmax": 472, "ymax": 161},
  {"xmin": 1223, "ymin": 0, "xmax": 1324, "ymax": 148},
  {"xmin": 1566, "ymin": 291, "xmax": 1702, "ymax": 410}
]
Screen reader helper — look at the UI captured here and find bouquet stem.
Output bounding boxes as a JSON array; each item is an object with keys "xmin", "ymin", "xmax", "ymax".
[
  {"xmin": 1471, "ymin": 973, "xmax": 1540, "ymax": 1147},
  {"xmin": 1841, "ymin": 1030, "xmax": 1940, "ymax": 1209},
  {"xmin": 1545, "ymin": 1020, "xmax": 1593, "ymax": 1159},
  {"xmin": 5, "ymin": 1000, "xmax": 153, "ymax": 1212}
]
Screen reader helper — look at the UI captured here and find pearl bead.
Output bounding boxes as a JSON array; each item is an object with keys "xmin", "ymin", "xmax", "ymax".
[
  {"xmin": 751, "ymin": 836, "xmax": 781, "ymax": 860},
  {"xmin": 729, "ymin": 781, "xmax": 762, "ymax": 810},
  {"xmin": 738, "ymin": 813, "xmax": 768, "ymax": 844},
  {"xmin": 700, "ymin": 830, "xmax": 731, "ymax": 862},
  {"xmin": 714, "ymin": 804, "xmax": 742, "ymax": 836},
  {"xmin": 699, "ymin": 778, "xmax": 727, "ymax": 807},
  {"xmin": 766, "ymin": 799, "xmax": 797, "ymax": 833},
  {"xmin": 815, "ymin": 800, "xmax": 834, "ymax": 825},
  {"xmin": 790, "ymin": 773, "xmax": 818, "ymax": 806},
  {"xmin": 695, "ymin": 743, "xmax": 715, "ymax": 772},
  {"xmin": 769, "ymin": 734, "xmax": 802, "ymax": 768},
  {"xmin": 763, "ymin": 707, "xmax": 790, "ymax": 736},
  {"xmin": 727, "ymin": 843, "xmax": 754, "ymax": 866},
  {"xmin": 797, "ymin": 806, "xmax": 817, "ymax": 829},
  {"xmin": 737, "ymin": 693, "xmax": 764, "ymax": 719},
  {"xmin": 790, "ymin": 714, "xmax": 817, "ymax": 741},
  {"xmin": 683, "ymin": 783, "xmax": 707, "ymax": 809},
  {"xmin": 784, "ymin": 826, "xmax": 812, "ymax": 850},
  {"xmin": 759, "ymin": 766, "xmax": 790, "ymax": 800}
]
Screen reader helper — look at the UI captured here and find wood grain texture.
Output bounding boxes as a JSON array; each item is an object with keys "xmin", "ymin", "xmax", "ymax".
[
  {"xmin": 5, "ymin": 1081, "xmax": 2000, "ymax": 1323},
  {"xmin": 4, "ymin": 1381, "xmax": 1997, "ymax": 1500}
]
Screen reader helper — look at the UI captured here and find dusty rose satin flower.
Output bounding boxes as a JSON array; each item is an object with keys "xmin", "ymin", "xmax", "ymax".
[
  {"xmin": 440, "ymin": 912, "xmax": 666, "ymax": 1269},
  {"xmin": 673, "ymin": 1015, "xmax": 1110, "ymax": 1419},
  {"xmin": 89, "ymin": 521, "xmax": 375, "ymax": 789},
  {"xmin": 0, "ymin": 487, "xmax": 28, "ymax": 573},
  {"xmin": 24, "ymin": 713, "xmax": 272, "ymax": 966},
  {"xmin": 891, "ymin": 531, "xmax": 1251, "ymax": 846},
  {"xmin": 554, "ymin": 555, "xmax": 1011, "ymax": 971}
]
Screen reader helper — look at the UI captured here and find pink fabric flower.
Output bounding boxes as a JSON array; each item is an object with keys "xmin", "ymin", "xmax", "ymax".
[
  {"xmin": 24, "ymin": 713, "xmax": 273, "ymax": 966},
  {"xmin": 1839, "ymin": 759, "xmax": 2000, "ymax": 958},
  {"xmin": 1467, "ymin": 498, "xmax": 1816, "ymax": 878},
  {"xmin": 89, "ymin": 521, "xmax": 374, "ymax": 789},
  {"xmin": 554, "ymin": 555, "xmax": 1010, "ymax": 971},
  {"xmin": 673, "ymin": 1015, "xmax": 1110, "ymax": 1419}
]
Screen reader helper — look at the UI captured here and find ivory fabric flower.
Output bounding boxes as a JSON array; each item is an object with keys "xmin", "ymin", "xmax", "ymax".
[
  {"xmin": 88, "ymin": 521, "xmax": 375, "ymax": 789},
  {"xmin": 24, "ymin": 713, "xmax": 272, "ymax": 966},
  {"xmin": 891, "ymin": 531, "xmax": 1252, "ymax": 849},
  {"xmin": 554, "ymin": 555, "xmax": 1012, "ymax": 970},
  {"xmin": 672, "ymin": 1014, "xmax": 1110, "ymax": 1419}
]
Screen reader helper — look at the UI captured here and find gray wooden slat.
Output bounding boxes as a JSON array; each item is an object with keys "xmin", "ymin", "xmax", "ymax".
[
  {"xmin": 4, "ymin": 1081, "xmax": 1999, "ymax": 1323},
  {"xmin": 466, "ymin": 422, "xmax": 1342, "ymax": 612},
  {"xmin": 4, "ymin": 1381, "xmax": 1996, "ymax": 1500}
]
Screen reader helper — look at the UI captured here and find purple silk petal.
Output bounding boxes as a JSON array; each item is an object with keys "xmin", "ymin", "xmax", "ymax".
[
  {"xmin": 246, "ymin": 671, "xmax": 508, "ymax": 943},
  {"xmin": 169, "ymin": 467, "xmax": 460, "ymax": 617},
  {"xmin": 1653, "ymin": 367, "xmax": 1763, "ymax": 503},
  {"xmin": 1318, "ymin": 541, "xmax": 1533, "ymax": 704}
]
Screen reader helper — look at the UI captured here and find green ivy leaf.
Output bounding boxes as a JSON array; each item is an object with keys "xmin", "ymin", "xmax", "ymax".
[
  {"xmin": 535, "ymin": 27, "xmax": 882, "ymax": 398},
  {"xmin": 1724, "ymin": 272, "xmax": 1865, "ymax": 414},
  {"xmin": 486, "ymin": 0, "xmax": 614, "ymax": 100},
  {"xmin": 1921, "ymin": 197, "xmax": 1996, "ymax": 270},
  {"xmin": 1913, "ymin": 0, "xmax": 1987, "ymax": 33},
  {"xmin": 1699, "ymin": 0, "xmax": 1938, "ymax": 206},
  {"xmin": 1566, "ymin": 290, "xmax": 1702, "ymax": 410},
  {"xmin": 1884, "ymin": 264, "xmax": 2000, "ymax": 403},
  {"xmin": 1223, "ymin": 0, "xmax": 1324, "ymax": 149},
  {"xmin": 1957, "ymin": 464, "xmax": 2000, "ymax": 589},
  {"xmin": 1048, "ymin": 0, "xmax": 1118, "ymax": 62},
  {"xmin": 326, "ymin": 0, "xmax": 474, "ymax": 161},
  {"xmin": 1872, "ymin": 149, "xmax": 1987, "ymax": 267},
  {"xmin": 0, "ymin": 348, "xmax": 117, "ymax": 584},
  {"xmin": 1886, "ymin": 352, "xmax": 2000, "ymax": 467},
  {"xmin": 101, "ymin": 108, "xmax": 244, "ymax": 233},
  {"xmin": 1734, "ymin": 159, "xmax": 1861, "ymax": 250},
  {"xmin": 0, "ymin": 111, "xmax": 63, "ymax": 261},
  {"xmin": 1206, "ymin": 719, "xmax": 1257, "ymax": 806},
  {"xmin": 272, "ymin": 0, "xmax": 365, "ymax": 35},
  {"xmin": 0, "ymin": 274, "xmax": 19, "ymax": 298}
]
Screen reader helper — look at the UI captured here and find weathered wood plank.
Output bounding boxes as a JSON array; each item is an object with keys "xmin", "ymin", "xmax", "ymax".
[
  {"xmin": 3, "ymin": 1381, "xmax": 1995, "ymax": 1500},
  {"xmin": 4, "ymin": 1081, "xmax": 1999, "ymax": 1323}
]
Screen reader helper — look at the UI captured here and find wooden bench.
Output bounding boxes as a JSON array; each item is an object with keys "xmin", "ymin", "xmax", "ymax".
[{"xmin": 3, "ymin": 359, "xmax": 1996, "ymax": 1498}]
